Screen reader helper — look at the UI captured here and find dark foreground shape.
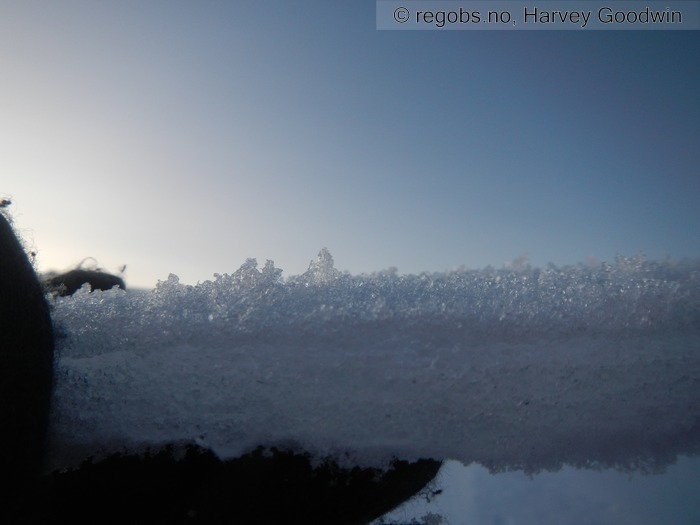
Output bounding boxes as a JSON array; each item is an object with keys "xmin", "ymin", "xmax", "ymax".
[
  {"xmin": 0, "ymin": 213, "xmax": 54, "ymax": 487},
  {"xmin": 45, "ymin": 268, "xmax": 126, "ymax": 296},
  {"xmin": 1, "ymin": 212, "xmax": 440, "ymax": 523},
  {"xmin": 16, "ymin": 445, "xmax": 440, "ymax": 524}
]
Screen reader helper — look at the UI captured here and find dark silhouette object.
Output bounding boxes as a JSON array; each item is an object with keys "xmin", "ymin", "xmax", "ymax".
[
  {"xmin": 45, "ymin": 268, "xmax": 126, "ymax": 296},
  {"xmin": 0, "ymin": 211, "xmax": 440, "ymax": 523},
  {"xmin": 0, "ymin": 212, "xmax": 54, "ymax": 489},
  {"xmin": 18, "ymin": 445, "xmax": 440, "ymax": 524}
]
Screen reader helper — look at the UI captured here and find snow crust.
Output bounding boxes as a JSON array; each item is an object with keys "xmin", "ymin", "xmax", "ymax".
[{"xmin": 49, "ymin": 250, "xmax": 700, "ymax": 473}]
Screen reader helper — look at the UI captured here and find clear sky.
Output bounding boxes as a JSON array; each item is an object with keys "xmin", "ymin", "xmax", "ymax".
[{"xmin": 2, "ymin": 1, "xmax": 698, "ymax": 288}]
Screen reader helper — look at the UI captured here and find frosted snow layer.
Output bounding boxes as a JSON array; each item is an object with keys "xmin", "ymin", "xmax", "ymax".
[{"xmin": 49, "ymin": 251, "xmax": 700, "ymax": 473}]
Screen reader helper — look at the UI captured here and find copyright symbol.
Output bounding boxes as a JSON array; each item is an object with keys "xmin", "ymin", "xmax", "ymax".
[{"xmin": 394, "ymin": 6, "xmax": 410, "ymax": 23}]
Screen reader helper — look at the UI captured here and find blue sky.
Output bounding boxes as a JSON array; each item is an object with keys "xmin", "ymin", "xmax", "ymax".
[{"xmin": 2, "ymin": 1, "xmax": 698, "ymax": 288}]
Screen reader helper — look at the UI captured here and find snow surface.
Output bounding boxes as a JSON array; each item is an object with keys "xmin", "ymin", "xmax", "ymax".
[{"xmin": 48, "ymin": 250, "xmax": 700, "ymax": 473}]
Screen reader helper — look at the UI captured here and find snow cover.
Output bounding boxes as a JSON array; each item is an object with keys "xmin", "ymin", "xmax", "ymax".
[{"xmin": 48, "ymin": 250, "xmax": 700, "ymax": 474}]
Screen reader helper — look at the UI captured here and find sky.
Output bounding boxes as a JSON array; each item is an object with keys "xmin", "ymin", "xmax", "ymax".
[{"xmin": 1, "ymin": 1, "xmax": 699, "ymax": 289}]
